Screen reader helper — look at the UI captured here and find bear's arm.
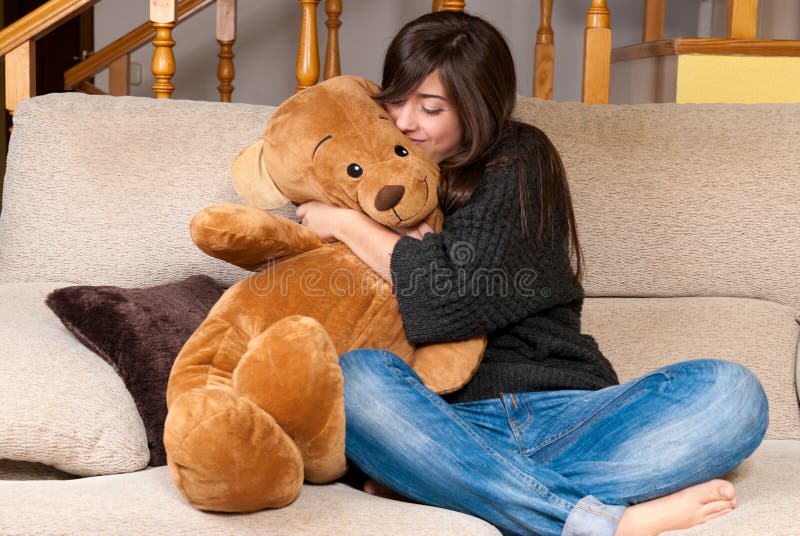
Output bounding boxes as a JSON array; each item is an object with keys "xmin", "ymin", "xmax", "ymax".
[{"xmin": 190, "ymin": 203, "xmax": 325, "ymax": 271}]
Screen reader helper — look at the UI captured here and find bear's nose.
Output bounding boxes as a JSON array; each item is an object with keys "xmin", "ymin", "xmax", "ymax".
[{"xmin": 374, "ymin": 185, "xmax": 406, "ymax": 211}]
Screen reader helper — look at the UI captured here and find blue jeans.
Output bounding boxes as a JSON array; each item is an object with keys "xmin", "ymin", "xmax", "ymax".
[{"xmin": 340, "ymin": 350, "xmax": 768, "ymax": 536}]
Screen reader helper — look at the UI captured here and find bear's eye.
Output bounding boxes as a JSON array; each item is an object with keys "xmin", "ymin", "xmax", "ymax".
[
  {"xmin": 347, "ymin": 163, "xmax": 363, "ymax": 178},
  {"xmin": 394, "ymin": 145, "xmax": 409, "ymax": 157}
]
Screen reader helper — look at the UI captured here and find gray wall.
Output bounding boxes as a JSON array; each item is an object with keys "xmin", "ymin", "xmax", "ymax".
[{"xmin": 94, "ymin": 0, "xmax": 705, "ymax": 105}]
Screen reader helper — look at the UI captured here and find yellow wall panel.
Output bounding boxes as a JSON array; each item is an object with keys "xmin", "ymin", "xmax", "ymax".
[{"xmin": 676, "ymin": 55, "xmax": 800, "ymax": 103}]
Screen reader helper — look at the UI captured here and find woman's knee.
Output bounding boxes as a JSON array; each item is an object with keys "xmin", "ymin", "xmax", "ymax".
[
  {"xmin": 722, "ymin": 361, "xmax": 769, "ymax": 440},
  {"xmin": 339, "ymin": 349, "xmax": 414, "ymax": 402},
  {"xmin": 669, "ymin": 359, "xmax": 769, "ymax": 443}
]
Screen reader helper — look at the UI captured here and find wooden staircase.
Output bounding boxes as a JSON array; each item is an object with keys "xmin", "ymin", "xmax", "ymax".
[
  {"xmin": 6, "ymin": 0, "xmax": 793, "ymax": 115},
  {"xmin": 608, "ymin": 0, "xmax": 800, "ymax": 104},
  {"xmin": 1, "ymin": 0, "xmax": 473, "ymax": 118}
]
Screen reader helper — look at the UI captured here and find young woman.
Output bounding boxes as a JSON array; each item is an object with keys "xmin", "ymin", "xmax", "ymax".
[{"xmin": 296, "ymin": 11, "xmax": 768, "ymax": 536}]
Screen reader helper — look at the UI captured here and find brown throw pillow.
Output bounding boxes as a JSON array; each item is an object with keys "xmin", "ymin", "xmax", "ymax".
[{"xmin": 45, "ymin": 275, "xmax": 225, "ymax": 467}]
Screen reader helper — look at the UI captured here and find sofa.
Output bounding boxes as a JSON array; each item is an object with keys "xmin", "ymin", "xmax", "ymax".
[{"xmin": 0, "ymin": 90, "xmax": 797, "ymax": 535}]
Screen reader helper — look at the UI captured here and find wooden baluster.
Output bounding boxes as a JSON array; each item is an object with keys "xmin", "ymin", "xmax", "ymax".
[
  {"xmin": 217, "ymin": 0, "xmax": 236, "ymax": 102},
  {"xmin": 324, "ymin": 0, "xmax": 342, "ymax": 80},
  {"xmin": 534, "ymin": 0, "xmax": 554, "ymax": 100},
  {"xmin": 582, "ymin": 0, "xmax": 611, "ymax": 105},
  {"xmin": 4, "ymin": 40, "xmax": 36, "ymax": 117},
  {"xmin": 432, "ymin": 0, "xmax": 443, "ymax": 11},
  {"xmin": 108, "ymin": 54, "xmax": 130, "ymax": 96},
  {"xmin": 150, "ymin": 0, "xmax": 177, "ymax": 99},
  {"xmin": 643, "ymin": 0, "xmax": 665, "ymax": 42},
  {"xmin": 440, "ymin": 1, "xmax": 465, "ymax": 11},
  {"xmin": 296, "ymin": 0, "xmax": 320, "ymax": 93},
  {"xmin": 727, "ymin": 0, "xmax": 759, "ymax": 39}
]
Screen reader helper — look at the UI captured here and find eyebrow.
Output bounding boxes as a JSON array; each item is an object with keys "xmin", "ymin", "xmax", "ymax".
[
  {"xmin": 312, "ymin": 135, "xmax": 332, "ymax": 160},
  {"xmin": 417, "ymin": 93, "xmax": 447, "ymax": 101}
]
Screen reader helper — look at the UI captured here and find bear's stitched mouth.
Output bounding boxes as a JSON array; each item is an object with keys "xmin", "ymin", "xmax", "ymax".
[{"xmin": 392, "ymin": 175, "xmax": 430, "ymax": 224}]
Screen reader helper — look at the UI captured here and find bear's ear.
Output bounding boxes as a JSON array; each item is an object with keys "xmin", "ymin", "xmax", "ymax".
[
  {"xmin": 347, "ymin": 76, "xmax": 381, "ymax": 96},
  {"xmin": 231, "ymin": 138, "xmax": 290, "ymax": 209}
]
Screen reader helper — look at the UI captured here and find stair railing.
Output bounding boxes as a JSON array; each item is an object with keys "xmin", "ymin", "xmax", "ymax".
[
  {"xmin": 64, "ymin": 0, "xmax": 217, "ymax": 97},
  {"xmin": 0, "ymin": 0, "xmax": 98, "ymax": 115},
  {"xmin": 1, "ymin": 0, "xmax": 603, "ymax": 119}
]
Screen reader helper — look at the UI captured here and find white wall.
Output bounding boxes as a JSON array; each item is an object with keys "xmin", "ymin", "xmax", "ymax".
[{"xmin": 94, "ymin": 0, "xmax": 707, "ymax": 105}]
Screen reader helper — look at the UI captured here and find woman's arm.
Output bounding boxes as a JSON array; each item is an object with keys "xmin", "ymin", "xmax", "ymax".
[{"xmin": 296, "ymin": 201, "xmax": 431, "ymax": 281}]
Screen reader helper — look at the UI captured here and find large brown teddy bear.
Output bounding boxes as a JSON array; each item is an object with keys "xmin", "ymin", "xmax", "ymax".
[{"xmin": 164, "ymin": 76, "xmax": 486, "ymax": 513}]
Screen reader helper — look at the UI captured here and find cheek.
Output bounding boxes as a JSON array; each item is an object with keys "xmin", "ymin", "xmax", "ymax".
[{"xmin": 438, "ymin": 119, "xmax": 462, "ymax": 150}]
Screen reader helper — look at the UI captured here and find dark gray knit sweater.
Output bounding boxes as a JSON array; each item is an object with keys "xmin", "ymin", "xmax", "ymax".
[{"xmin": 390, "ymin": 125, "xmax": 619, "ymax": 403}]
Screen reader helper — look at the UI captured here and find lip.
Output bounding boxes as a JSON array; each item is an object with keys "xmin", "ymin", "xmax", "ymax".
[{"xmin": 408, "ymin": 138, "xmax": 426, "ymax": 146}]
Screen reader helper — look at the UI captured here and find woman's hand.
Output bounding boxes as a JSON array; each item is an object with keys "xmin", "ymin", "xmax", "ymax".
[
  {"xmin": 296, "ymin": 201, "xmax": 409, "ymax": 282},
  {"xmin": 391, "ymin": 221, "xmax": 434, "ymax": 240},
  {"xmin": 296, "ymin": 201, "xmax": 350, "ymax": 242}
]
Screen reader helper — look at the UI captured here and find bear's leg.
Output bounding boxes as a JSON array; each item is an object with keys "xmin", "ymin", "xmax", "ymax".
[
  {"xmin": 164, "ymin": 318, "xmax": 304, "ymax": 512},
  {"xmin": 164, "ymin": 387, "xmax": 304, "ymax": 512},
  {"xmin": 233, "ymin": 315, "xmax": 347, "ymax": 483}
]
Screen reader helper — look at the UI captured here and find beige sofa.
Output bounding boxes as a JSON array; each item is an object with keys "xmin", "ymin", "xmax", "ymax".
[{"xmin": 0, "ymin": 91, "xmax": 798, "ymax": 535}]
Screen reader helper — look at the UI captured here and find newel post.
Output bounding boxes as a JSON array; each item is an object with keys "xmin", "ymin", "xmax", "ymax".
[{"xmin": 582, "ymin": 0, "xmax": 611, "ymax": 105}]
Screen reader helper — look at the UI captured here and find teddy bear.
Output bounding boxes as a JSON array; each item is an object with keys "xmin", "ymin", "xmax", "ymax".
[{"xmin": 163, "ymin": 75, "xmax": 486, "ymax": 514}]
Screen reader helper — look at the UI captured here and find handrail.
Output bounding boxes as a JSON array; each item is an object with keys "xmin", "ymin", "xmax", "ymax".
[
  {"xmin": 0, "ymin": 0, "xmax": 97, "ymax": 57},
  {"xmin": 65, "ymin": 0, "xmax": 215, "ymax": 90}
]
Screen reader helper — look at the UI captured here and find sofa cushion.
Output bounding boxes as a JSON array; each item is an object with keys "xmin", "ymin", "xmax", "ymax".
[
  {"xmin": 0, "ymin": 442, "xmax": 795, "ymax": 535},
  {"xmin": 0, "ymin": 282, "xmax": 149, "ymax": 476},
  {"xmin": 665, "ymin": 440, "xmax": 800, "ymax": 535},
  {"xmin": 0, "ymin": 466, "xmax": 501, "ymax": 535},
  {"xmin": 45, "ymin": 275, "xmax": 225, "ymax": 467},
  {"xmin": 0, "ymin": 93, "xmax": 297, "ymax": 288},
  {"xmin": 514, "ymin": 98, "xmax": 800, "ymax": 314},
  {"xmin": 0, "ymin": 460, "xmax": 76, "ymax": 481},
  {"xmin": 582, "ymin": 296, "xmax": 800, "ymax": 440}
]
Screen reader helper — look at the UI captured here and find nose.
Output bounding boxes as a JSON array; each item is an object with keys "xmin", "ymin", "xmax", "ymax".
[
  {"xmin": 390, "ymin": 102, "xmax": 416, "ymax": 133},
  {"xmin": 374, "ymin": 185, "xmax": 406, "ymax": 211}
]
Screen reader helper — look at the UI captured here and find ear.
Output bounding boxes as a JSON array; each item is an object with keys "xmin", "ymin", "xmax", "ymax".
[{"xmin": 231, "ymin": 138, "xmax": 290, "ymax": 210}]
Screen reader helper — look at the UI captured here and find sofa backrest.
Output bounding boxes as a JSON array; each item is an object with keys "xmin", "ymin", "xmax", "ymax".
[
  {"xmin": 514, "ymin": 98, "xmax": 800, "ymax": 311},
  {"xmin": 514, "ymin": 98, "xmax": 800, "ymax": 439},
  {"xmin": 0, "ymin": 93, "xmax": 294, "ymax": 288}
]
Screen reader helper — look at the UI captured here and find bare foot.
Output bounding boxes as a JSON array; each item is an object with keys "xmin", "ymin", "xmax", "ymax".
[{"xmin": 615, "ymin": 479, "xmax": 737, "ymax": 536}]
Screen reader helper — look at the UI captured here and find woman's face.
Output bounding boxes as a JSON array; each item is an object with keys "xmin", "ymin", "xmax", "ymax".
[{"xmin": 383, "ymin": 71, "xmax": 463, "ymax": 164}]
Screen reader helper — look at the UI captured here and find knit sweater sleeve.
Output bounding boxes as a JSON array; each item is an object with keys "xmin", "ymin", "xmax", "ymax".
[{"xmin": 390, "ymin": 131, "xmax": 581, "ymax": 345}]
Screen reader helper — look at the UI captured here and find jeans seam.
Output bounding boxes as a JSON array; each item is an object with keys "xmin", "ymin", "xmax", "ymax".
[
  {"xmin": 500, "ymin": 395, "xmax": 527, "ymax": 454},
  {"xmin": 576, "ymin": 499, "xmax": 619, "ymax": 524},
  {"xmin": 380, "ymin": 350, "xmax": 576, "ymax": 514},
  {"xmin": 502, "ymin": 394, "xmax": 536, "ymax": 455}
]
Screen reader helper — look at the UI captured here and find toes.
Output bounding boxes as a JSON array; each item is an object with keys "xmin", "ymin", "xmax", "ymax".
[
  {"xmin": 704, "ymin": 479, "xmax": 735, "ymax": 502},
  {"xmin": 705, "ymin": 507, "xmax": 734, "ymax": 522},
  {"xmin": 716, "ymin": 483, "xmax": 735, "ymax": 500},
  {"xmin": 702, "ymin": 498, "xmax": 736, "ymax": 518}
]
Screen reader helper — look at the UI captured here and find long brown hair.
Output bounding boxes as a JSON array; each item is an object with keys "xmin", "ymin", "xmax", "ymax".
[{"xmin": 376, "ymin": 11, "xmax": 584, "ymax": 283}]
